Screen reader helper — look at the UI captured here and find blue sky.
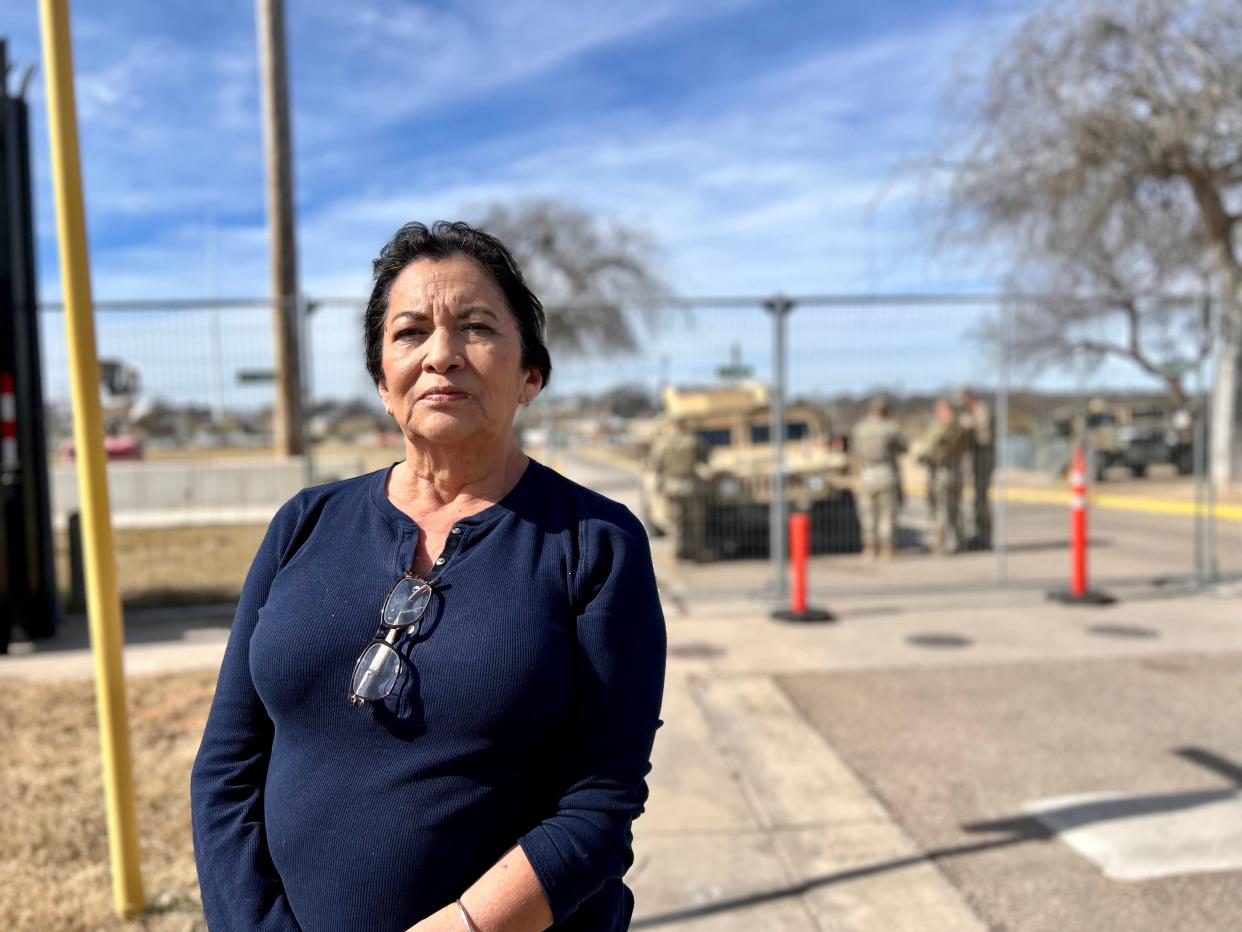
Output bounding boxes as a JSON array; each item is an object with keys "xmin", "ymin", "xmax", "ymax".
[
  {"xmin": 8, "ymin": 0, "xmax": 1017, "ymax": 301},
  {"xmin": 13, "ymin": 0, "xmax": 1166, "ymax": 407}
]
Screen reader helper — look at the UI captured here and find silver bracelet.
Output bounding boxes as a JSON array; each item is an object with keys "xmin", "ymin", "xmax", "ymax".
[{"xmin": 456, "ymin": 897, "xmax": 481, "ymax": 932}]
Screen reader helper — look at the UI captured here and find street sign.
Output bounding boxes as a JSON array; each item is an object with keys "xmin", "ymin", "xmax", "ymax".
[{"xmin": 237, "ymin": 369, "xmax": 277, "ymax": 383}]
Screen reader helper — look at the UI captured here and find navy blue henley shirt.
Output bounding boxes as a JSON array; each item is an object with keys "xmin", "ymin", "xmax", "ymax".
[{"xmin": 190, "ymin": 458, "xmax": 666, "ymax": 930}]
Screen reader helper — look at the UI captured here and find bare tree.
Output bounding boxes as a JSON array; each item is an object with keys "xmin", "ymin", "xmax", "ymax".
[
  {"xmin": 945, "ymin": 0, "xmax": 1242, "ymax": 482},
  {"xmin": 987, "ymin": 193, "xmax": 1210, "ymax": 405},
  {"xmin": 475, "ymin": 199, "xmax": 669, "ymax": 356}
]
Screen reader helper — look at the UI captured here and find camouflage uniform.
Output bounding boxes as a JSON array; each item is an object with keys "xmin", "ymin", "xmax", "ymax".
[
  {"xmin": 921, "ymin": 418, "xmax": 967, "ymax": 554},
  {"xmin": 961, "ymin": 398, "xmax": 994, "ymax": 549},
  {"xmin": 659, "ymin": 431, "xmax": 708, "ymax": 560},
  {"xmin": 851, "ymin": 414, "xmax": 907, "ymax": 555}
]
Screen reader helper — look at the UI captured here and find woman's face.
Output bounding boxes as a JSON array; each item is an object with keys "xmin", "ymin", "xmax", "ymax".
[{"xmin": 377, "ymin": 254, "xmax": 542, "ymax": 452}]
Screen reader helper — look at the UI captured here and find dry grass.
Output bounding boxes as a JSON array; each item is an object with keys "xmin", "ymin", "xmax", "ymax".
[
  {"xmin": 53, "ymin": 526, "xmax": 268, "ymax": 611},
  {"xmin": 0, "ymin": 671, "xmax": 217, "ymax": 931},
  {"xmin": 47, "ymin": 442, "xmax": 402, "ymax": 611}
]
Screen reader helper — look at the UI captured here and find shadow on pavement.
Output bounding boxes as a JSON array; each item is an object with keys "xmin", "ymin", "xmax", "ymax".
[
  {"xmin": 1002, "ymin": 536, "xmax": 1111, "ymax": 554},
  {"xmin": 633, "ymin": 746, "xmax": 1241, "ymax": 929},
  {"xmin": 631, "ymin": 830, "xmax": 1047, "ymax": 928},
  {"xmin": 6, "ymin": 604, "xmax": 235, "ymax": 656}
]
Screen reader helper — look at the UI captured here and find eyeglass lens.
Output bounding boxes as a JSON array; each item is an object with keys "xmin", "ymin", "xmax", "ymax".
[
  {"xmin": 382, "ymin": 577, "xmax": 432, "ymax": 629},
  {"xmin": 351, "ymin": 641, "xmax": 402, "ymax": 701},
  {"xmin": 350, "ymin": 578, "xmax": 433, "ymax": 704}
]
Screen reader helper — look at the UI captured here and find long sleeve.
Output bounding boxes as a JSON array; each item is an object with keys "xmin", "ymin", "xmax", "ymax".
[
  {"xmin": 518, "ymin": 510, "xmax": 667, "ymax": 924},
  {"xmin": 190, "ymin": 495, "xmax": 306, "ymax": 931}
]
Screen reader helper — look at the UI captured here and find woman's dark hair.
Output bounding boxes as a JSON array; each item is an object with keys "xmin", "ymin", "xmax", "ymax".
[{"xmin": 364, "ymin": 220, "xmax": 552, "ymax": 389}]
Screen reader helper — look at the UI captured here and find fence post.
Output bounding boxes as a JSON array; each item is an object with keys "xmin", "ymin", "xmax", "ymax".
[
  {"xmin": 1204, "ymin": 294, "xmax": 1219, "ymax": 582},
  {"xmin": 1193, "ymin": 294, "xmax": 1210, "ymax": 584},
  {"xmin": 298, "ymin": 294, "xmax": 315, "ymax": 487},
  {"xmin": 763, "ymin": 295, "xmax": 793, "ymax": 604},
  {"xmin": 206, "ymin": 213, "xmax": 225, "ymax": 424},
  {"xmin": 994, "ymin": 300, "xmax": 1010, "ymax": 584}
]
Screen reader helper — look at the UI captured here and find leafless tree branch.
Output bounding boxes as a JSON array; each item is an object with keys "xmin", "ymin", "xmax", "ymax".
[
  {"xmin": 474, "ymin": 199, "xmax": 671, "ymax": 357},
  {"xmin": 940, "ymin": 0, "xmax": 1242, "ymax": 475}
]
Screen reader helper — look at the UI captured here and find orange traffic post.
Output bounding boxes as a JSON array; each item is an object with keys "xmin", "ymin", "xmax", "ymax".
[
  {"xmin": 1047, "ymin": 444, "xmax": 1115, "ymax": 606},
  {"xmin": 772, "ymin": 511, "xmax": 835, "ymax": 622}
]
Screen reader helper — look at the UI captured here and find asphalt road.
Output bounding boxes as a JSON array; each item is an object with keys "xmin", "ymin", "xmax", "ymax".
[
  {"xmin": 559, "ymin": 450, "xmax": 1242, "ymax": 930},
  {"xmin": 778, "ymin": 655, "xmax": 1242, "ymax": 932}
]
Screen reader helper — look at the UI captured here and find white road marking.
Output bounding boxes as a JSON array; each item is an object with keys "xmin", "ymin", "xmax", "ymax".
[{"xmin": 1024, "ymin": 789, "xmax": 1242, "ymax": 880}]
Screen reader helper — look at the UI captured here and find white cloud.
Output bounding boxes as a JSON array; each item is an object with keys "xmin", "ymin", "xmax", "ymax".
[
  {"xmin": 288, "ymin": 0, "xmax": 760, "ymax": 140},
  {"xmin": 284, "ymin": 12, "xmax": 990, "ymax": 299},
  {"xmin": 21, "ymin": 0, "xmax": 1005, "ymax": 310}
]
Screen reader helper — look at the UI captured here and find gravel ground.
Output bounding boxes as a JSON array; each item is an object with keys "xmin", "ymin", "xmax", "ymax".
[
  {"xmin": 1, "ymin": 671, "xmax": 215, "ymax": 931},
  {"xmin": 778, "ymin": 653, "xmax": 1242, "ymax": 932}
]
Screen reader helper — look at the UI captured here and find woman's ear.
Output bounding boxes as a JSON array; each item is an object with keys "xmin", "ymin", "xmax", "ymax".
[
  {"xmin": 377, "ymin": 381, "xmax": 391, "ymax": 416},
  {"xmin": 520, "ymin": 369, "xmax": 543, "ymax": 407}
]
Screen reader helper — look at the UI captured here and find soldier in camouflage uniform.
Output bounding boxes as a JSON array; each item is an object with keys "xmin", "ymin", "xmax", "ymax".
[
  {"xmin": 958, "ymin": 387, "xmax": 994, "ymax": 550},
  {"xmin": 920, "ymin": 398, "xmax": 967, "ymax": 554},
  {"xmin": 658, "ymin": 427, "xmax": 709, "ymax": 560},
  {"xmin": 851, "ymin": 396, "xmax": 907, "ymax": 559}
]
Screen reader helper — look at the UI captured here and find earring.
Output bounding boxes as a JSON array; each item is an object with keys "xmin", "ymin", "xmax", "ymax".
[{"xmin": 385, "ymin": 407, "xmax": 392, "ymax": 415}]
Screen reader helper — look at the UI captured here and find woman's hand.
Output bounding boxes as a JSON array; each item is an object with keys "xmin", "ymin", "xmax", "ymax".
[
  {"xmin": 406, "ymin": 903, "xmax": 462, "ymax": 931},
  {"xmin": 406, "ymin": 845, "xmax": 552, "ymax": 931}
]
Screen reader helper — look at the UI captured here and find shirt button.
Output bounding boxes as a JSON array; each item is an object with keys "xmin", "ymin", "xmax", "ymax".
[
  {"xmin": 451, "ymin": 527, "xmax": 462, "ymax": 534},
  {"xmin": 435, "ymin": 557, "xmax": 445, "ymax": 565}
]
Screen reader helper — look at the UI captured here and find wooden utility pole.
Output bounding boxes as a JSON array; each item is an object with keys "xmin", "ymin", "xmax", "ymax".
[{"xmin": 256, "ymin": 0, "xmax": 304, "ymax": 455}]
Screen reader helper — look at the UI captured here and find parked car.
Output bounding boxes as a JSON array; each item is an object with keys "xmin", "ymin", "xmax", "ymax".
[{"xmin": 59, "ymin": 434, "xmax": 144, "ymax": 461}]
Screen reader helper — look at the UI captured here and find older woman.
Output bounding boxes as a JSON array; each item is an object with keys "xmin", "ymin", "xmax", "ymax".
[{"xmin": 191, "ymin": 221, "xmax": 666, "ymax": 931}]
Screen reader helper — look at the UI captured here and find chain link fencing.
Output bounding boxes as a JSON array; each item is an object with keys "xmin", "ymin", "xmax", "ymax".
[{"xmin": 32, "ymin": 292, "xmax": 1239, "ymax": 609}]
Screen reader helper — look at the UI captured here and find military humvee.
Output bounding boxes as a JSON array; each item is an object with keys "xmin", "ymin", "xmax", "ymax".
[
  {"xmin": 1050, "ymin": 399, "xmax": 1198, "ymax": 479},
  {"xmin": 640, "ymin": 383, "xmax": 859, "ymax": 561}
]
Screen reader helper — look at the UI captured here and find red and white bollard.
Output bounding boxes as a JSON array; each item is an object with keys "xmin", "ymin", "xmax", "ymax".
[
  {"xmin": 0, "ymin": 371, "xmax": 18, "ymax": 475},
  {"xmin": 771, "ymin": 511, "xmax": 835, "ymax": 622},
  {"xmin": 1048, "ymin": 444, "xmax": 1114, "ymax": 606}
]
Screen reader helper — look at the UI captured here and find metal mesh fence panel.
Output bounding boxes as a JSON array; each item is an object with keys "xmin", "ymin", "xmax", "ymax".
[
  {"xmin": 786, "ymin": 298, "xmax": 1000, "ymax": 592},
  {"xmin": 994, "ymin": 297, "xmax": 1222, "ymax": 594},
  {"xmin": 38, "ymin": 301, "xmax": 295, "ymax": 608},
  {"xmin": 33, "ymin": 293, "xmax": 1236, "ymax": 608},
  {"xmin": 784, "ymin": 297, "xmax": 1220, "ymax": 594}
]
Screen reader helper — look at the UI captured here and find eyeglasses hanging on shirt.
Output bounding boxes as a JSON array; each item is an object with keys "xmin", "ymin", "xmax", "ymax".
[{"xmin": 347, "ymin": 576, "xmax": 433, "ymax": 706}]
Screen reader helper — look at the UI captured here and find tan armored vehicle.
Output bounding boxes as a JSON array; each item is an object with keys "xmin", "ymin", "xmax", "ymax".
[
  {"xmin": 1049, "ymin": 398, "xmax": 1196, "ymax": 480},
  {"xmin": 640, "ymin": 383, "xmax": 859, "ymax": 561}
]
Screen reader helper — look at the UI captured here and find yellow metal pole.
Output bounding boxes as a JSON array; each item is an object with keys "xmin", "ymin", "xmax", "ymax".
[{"xmin": 37, "ymin": 0, "xmax": 144, "ymax": 918}]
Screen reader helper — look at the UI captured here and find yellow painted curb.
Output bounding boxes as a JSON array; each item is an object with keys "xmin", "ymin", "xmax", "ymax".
[
  {"xmin": 918, "ymin": 482, "xmax": 1242, "ymax": 523},
  {"xmin": 1023, "ymin": 488, "xmax": 1242, "ymax": 523}
]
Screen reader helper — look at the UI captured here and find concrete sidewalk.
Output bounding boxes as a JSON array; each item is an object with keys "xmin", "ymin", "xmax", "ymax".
[
  {"xmin": 628, "ymin": 581, "xmax": 1242, "ymax": 930},
  {"xmin": 4, "ymin": 583, "xmax": 1241, "ymax": 929},
  {"xmin": 633, "ymin": 672, "xmax": 985, "ymax": 930}
]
